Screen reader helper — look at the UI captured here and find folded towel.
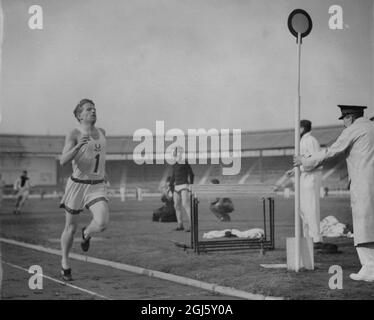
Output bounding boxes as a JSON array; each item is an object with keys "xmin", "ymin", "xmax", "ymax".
[{"xmin": 203, "ymin": 228, "xmax": 264, "ymax": 239}]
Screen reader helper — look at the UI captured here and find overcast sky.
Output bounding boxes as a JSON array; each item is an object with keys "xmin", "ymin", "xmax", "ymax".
[{"xmin": 0, "ymin": 0, "xmax": 373, "ymax": 136}]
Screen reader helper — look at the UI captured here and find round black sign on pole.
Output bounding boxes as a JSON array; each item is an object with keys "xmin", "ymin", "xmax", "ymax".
[
  {"xmin": 287, "ymin": 9, "xmax": 312, "ymax": 43},
  {"xmin": 287, "ymin": 8, "xmax": 313, "ymax": 272}
]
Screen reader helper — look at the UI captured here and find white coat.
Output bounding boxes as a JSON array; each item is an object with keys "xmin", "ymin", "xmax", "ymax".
[
  {"xmin": 300, "ymin": 132, "xmax": 322, "ymax": 242},
  {"xmin": 302, "ymin": 118, "xmax": 374, "ymax": 245}
]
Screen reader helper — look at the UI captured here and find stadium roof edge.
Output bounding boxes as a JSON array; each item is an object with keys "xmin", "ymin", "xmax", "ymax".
[
  {"xmin": 0, "ymin": 124, "xmax": 344, "ymax": 155},
  {"xmin": 0, "ymin": 124, "xmax": 343, "ymax": 138}
]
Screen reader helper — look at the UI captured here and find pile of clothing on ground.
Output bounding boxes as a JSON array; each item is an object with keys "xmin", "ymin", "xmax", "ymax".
[
  {"xmin": 152, "ymin": 190, "xmax": 177, "ymax": 223},
  {"xmin": 320, "ymin": 215, "xmax": 353, "ymax": 238}
]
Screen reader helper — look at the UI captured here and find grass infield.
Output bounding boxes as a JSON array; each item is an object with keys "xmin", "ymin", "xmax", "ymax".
[{"xmin": 1, "ymin": 195, "xmax": 373, "ymax": 300}]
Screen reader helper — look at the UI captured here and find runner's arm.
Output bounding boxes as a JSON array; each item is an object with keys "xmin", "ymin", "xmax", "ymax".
[
  {"xmin": 60, "ymin": 130, "xmax": 89, "ymax": 165},
  {"xmin": 13, "ymin": 178, "xmax": 19, "ymax": 191}
]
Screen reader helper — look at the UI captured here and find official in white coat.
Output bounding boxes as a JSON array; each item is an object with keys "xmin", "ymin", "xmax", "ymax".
[
  {"xmin": 295, "ymin": 105, "xmax": 374, "ymax": 282},
  {"xmin": 299, "ymin": 120, "xmax": 323, "ymax": 245}
]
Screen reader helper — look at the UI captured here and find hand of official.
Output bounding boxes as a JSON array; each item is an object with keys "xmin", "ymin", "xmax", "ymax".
[
  {"xmin": 293, "ymin": 156, "xmax": 303, "ymax": 167},
  {"xmin": 286, "ymin": 169, "xmax": 295, "ymax": 177}
]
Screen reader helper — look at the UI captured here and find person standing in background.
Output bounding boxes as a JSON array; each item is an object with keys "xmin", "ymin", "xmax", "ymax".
[
  {"xmin": 170, "ymin": 146, "xmax": 194, "ymax": 232},
  {"xmin": 294, "ymin": 105, "xmax": 374, "ymax": 282}
]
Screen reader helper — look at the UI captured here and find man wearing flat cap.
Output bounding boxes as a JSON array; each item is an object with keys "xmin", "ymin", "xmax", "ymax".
[{"xmin": 294, "ymin": 105, "xmax": 374, "ymax": 282}]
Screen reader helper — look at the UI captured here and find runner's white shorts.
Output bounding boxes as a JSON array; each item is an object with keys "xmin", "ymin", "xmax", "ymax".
[
  {"xmin": 60, "ymin": 177, "xmax": 108, "ymax": 214},
  {"xmin": 16, "ymin": 189, "xmax": 29, "ymax": 199},
  {"xmin": 174, "ymin": 184, "xmax": 190, "ymax": 194}
]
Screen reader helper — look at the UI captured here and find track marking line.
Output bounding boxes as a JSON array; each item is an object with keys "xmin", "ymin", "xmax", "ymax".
[
  {"xmin": 0, "ymin": 237, "xmax": 284, "ymax": 300},
  {"xmin": 260, "ymin": 264, "xmax": 288, "ymax": 269},
  {"xmin": 1, "ymin": 260, "xmax": 111, "ymax": 300},
  {"xmin": 47, "ymin": 237, "xmax": 104, "ymax": 243}
]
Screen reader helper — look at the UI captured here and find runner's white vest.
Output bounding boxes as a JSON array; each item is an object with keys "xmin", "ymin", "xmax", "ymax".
[{"xmin": 72, "ymin": 129, "xmax": 106, "ymax": 180}]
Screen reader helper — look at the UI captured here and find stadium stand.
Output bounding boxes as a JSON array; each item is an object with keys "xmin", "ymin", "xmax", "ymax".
[
  {"xmin": 0, "ymin": 125, "xmax": 348, "ymax": 194},
  {"xmin": 189, "ymin": 164, "xmax": 208, "ymax": 184}
]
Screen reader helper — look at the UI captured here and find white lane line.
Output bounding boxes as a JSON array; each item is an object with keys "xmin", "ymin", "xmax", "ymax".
[
  {"xmin": 0, "ymin": 237, "xmax": 284, "ymax": 300},
  {"xmin": 1, "ymin": 260, "xmax": 111, "ymax": 300},
  {"xmin": 47, "ymin": 237, "xmax": 104, "ymax": 243}
]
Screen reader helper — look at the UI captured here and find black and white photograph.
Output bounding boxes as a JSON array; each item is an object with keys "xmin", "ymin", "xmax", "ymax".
[{"xmin": 0, "ymin": 0, "xmax": 374, "ymax": 305}]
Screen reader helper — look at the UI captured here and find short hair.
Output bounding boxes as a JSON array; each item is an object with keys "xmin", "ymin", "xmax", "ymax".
[
  {"xmin": 22, "ymin": 170, "xmax": 27, "ymax": 175},
  {"xmin": 73, "ymin": 99, "xmax": 95, "ymax": 122},
  {"xmin": 300, "ymin": 119, "xmax": 312, "ymax": 133},
  {"xmin": 211, "ymin": 178, "xmax": 220, "ymax": 184}
]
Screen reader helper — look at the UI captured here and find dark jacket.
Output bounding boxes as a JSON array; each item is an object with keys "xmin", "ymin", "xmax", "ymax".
[{"xmin": 170, "ymin": 162, "xmax": 194, "ymax": 187}]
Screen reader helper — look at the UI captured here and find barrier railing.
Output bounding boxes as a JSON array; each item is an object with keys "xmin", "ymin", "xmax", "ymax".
[{"xmin": 189, "ymin": 185, "xmax": 275, "ymax": 254}]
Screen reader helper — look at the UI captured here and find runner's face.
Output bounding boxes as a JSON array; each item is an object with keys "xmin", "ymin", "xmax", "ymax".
[{"xmin": 79, "ymin": 103, "xmax": 97, "ymax": 124}]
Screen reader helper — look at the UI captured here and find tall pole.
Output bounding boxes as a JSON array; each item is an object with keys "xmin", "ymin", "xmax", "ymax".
[
  {"xmin": 0, "ymin": 0, "xmax": 4, "ymax": 124},
  {"xmin": 294, "ymin": 32, "xmax": 302, "ymax": 272}
]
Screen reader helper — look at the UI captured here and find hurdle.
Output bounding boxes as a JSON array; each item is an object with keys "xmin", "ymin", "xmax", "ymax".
[{"xmin": 190, "ymin": 185, "xmax": 275, "ymax": 254}]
